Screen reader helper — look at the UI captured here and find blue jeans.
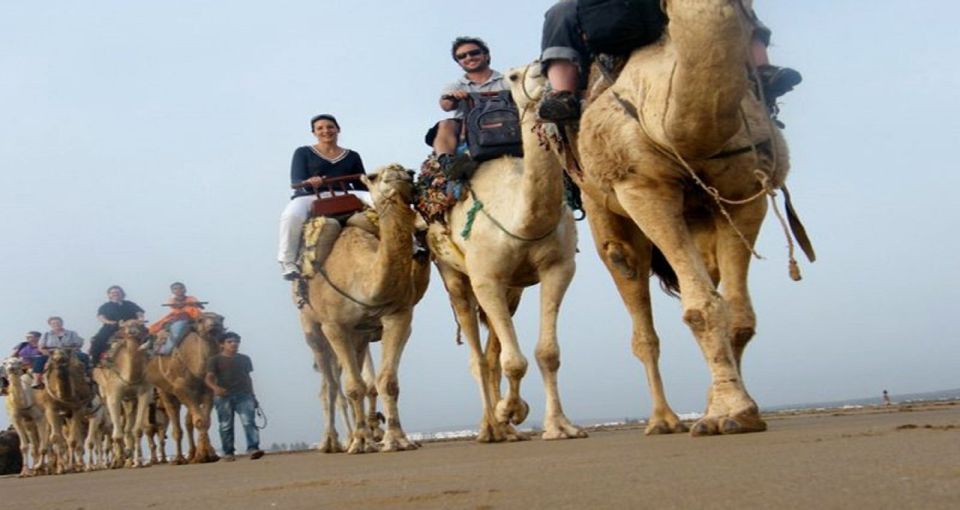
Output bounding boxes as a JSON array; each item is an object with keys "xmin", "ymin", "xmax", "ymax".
[
  {"xmin": 157, "ymin": 319, "xmax": 190, "ymax": 356},
  {"xmin": 214, "ymin": 393, "xmax": 260, "ymax": 455}
]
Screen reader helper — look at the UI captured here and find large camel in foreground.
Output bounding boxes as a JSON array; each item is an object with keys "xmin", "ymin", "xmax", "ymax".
[
  {"xmin": 35, "ymin": 349, "xmax": 94, "ymax": 473},
  {"xmin": 146, "ymin": 312, "xmax": 224, "ymax": 463},
  {"xmin": 426, "ymin": 66, "xmax": 584, "ymax": 442},
  {"xmin": 2, "ymin": 357, "xmax": 50, "ymax": 476},
  {"xmin": 92, "ymin": 319, "xmax": 153, "ymax": 468},
  {"xmin": 569, "ymin": 0, "xmax": 796, "ymax": 436},
  {"xmin": 298, "ymin": 164, "xmax": 430, "ymax": 454}
]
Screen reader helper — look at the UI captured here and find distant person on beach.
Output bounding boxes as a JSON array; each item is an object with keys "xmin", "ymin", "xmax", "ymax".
[
  {"xmin": 1, "ymin": 331, "xmax": 42, "ymax": 395},
  {"xmin": 883, "ymin": 390, "xmax": 892, "ymax": 406},
  {"xmin": 277, "ymin": 113, "xmax": 368, "ymax": 280},
  {"xmin": 425, "ymin": 36, "xmax": 508, "ymax": 176},
  {"xmin": 205, "ymin": 332, "xmax": 265, "ymax": 461},
  {"xmin": 149, "ymin": 282, "xmax": 204, "ymax": 355},
  {"xmin": 88, "ymin": 285, "xmax": 145, "ymax": 365}
]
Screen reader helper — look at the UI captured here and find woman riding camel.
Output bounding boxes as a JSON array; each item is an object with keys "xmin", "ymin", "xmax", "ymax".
[
  {"xmin": 277, "ymin": 114, "xmax": 370, "ymax": 280},
  {"xmin": 32, "ymin": 316, "xmax": 90, "ymax": 388},
  {"xmin": 88, "ymin": 285, "xmax": 145, "ymax": 366}
]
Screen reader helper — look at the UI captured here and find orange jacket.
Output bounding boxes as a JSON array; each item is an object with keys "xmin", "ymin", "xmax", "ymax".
[{"xmin": 149, "ymin": 295, "xmax": 203, "ymax": 334}]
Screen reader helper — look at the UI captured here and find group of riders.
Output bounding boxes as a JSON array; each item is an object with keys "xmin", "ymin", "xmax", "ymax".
[
  {"xmin": 3, "ymin": 282, "xmax": 205, "ymax": 394},
  {"xmin": 275, "ymin": 0, "xmax": 801, "ymax": 280}
]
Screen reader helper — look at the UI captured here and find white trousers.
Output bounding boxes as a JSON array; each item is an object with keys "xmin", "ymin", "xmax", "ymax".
[{"xmin": 277, "ymin": 191, "xmax": 372, "ymax": 264}]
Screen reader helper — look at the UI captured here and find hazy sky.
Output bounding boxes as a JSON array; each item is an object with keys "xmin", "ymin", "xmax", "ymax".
[{"xmin": 2, "ymin": 1, "xmax": 958, "ymax": 447}]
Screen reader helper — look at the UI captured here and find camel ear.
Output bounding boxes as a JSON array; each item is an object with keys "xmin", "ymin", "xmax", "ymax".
[{"xmin": 360, "ymin": 173, "xmax": 374, "ymax": 189}]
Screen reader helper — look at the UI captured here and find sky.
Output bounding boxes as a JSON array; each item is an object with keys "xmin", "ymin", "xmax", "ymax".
[{"xmin": 2, "ymin": 1, "xmax": 959, "ymax": 447}]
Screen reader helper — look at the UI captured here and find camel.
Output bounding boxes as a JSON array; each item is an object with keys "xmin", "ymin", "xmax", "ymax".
[
  {"xmin": 35, "ymin": 348, "xmax": 94, "ymax": 473},
  {"xmin": 563, "ymin": 0, "xmax": 800, "ymax": 436},
  {"xmin": 2, "ymin": 357, "xmax": 50, "ymax": 476},
  {"xmin": 145, "ymin": 312, "xmax": 224, "ymax": 463},
  {"xmin": 424, "ymin": 66, "xmax": 584, "ymax": 443},
  {"xmin": 92, "ymin": 319, "xmax": 153, "ymax": 468},
  {"xmin": 298, "ymin": 164, "xmax": 430, "ymax": 454}
]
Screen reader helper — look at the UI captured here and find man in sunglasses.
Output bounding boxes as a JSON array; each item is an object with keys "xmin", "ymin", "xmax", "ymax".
[{"xmin": 425, "ymin": 36, "xmax": 509, "ymax": 177}]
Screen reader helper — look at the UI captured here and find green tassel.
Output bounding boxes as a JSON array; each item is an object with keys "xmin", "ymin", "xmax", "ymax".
[{"xmin": 461, "ymin": 197, "xmax": 483, "ymax": 239}]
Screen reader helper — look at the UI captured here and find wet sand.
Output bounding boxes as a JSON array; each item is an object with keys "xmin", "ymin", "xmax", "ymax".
[{"xmin": 3, "ymin": 402, "xmax": 958, "ymax": 509}]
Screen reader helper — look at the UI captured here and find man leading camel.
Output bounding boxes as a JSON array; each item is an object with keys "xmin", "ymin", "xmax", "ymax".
[
  {"xmin": 205, "ymin": 332, "xmax": 264, "ymax": 461},
  {"xmin": 537, "ymin": 0, "xmax": 802, "ymax": 122},
  {"xmin": 425, "ymin": 36, "xmax": 509, "ymax": 177}
]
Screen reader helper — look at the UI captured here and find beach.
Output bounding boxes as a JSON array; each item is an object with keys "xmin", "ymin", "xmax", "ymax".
[{"xmin": 3, "ymin": 401, "xmax": 958, "ymax": 509}]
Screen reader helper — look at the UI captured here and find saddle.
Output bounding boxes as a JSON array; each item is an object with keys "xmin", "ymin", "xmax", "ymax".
[{"xmin": 308, "ymin": 174, "xmax": 366, "ymax": 219}]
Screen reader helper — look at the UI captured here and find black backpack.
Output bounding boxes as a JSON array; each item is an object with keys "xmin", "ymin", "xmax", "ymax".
[
  {"xmin": 577, "ymin": 0, "xmax": 668, "ymax": 55},
  {"xmin": 465, "ymin": 91, "xmax": 524, "ymax": 162}
]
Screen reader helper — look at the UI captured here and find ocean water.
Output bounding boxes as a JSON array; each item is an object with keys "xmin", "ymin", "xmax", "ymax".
[{"xmin": 405, "ymin": 388, "xmax": 960, "ymax": 442}]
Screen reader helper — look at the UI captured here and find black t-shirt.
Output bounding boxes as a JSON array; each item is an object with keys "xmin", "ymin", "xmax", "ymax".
[
  {"xmin": 290, "ymin": 146, "xmax": 367, "ymax": 198},
  {"xmin": 206, "ymin": 353, "xmax": 254, "ymax": 396},
  {"xmin": 97, "ymin": 300, "xmax": 145, "ymax": 321}
]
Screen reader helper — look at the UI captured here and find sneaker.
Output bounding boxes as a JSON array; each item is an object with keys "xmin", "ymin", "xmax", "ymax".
[
  {"xmin": 280, "ymin": 261, "xmax": 300, "ymax": 281},
  {"xmin": 758, "ymin": 65, "xmax": 802, "ymax": 101},
  {"xmin": 438, "ymin": 153, "xmax": 477, "ymax": 181},
  {"xmin": 222, "ymin": 454, "xmax": 236, "ymax": 462},
  {"xmin": 538, "ymin": 90, "xmax": 581, "ymax": 122},
  {"xmin": 249, "ymin": 449, "xmax": 265, "ymax": 460}
]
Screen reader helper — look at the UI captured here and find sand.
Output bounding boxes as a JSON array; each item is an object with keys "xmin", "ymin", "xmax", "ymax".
[{"xmin": 3, "ymin": 402, "xmax": 958, "ymax": 509}]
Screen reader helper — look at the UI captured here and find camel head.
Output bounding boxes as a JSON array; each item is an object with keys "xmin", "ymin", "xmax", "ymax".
[
  {"xmin": 0, "ymin": 357, "xmax": 23, "ymax": 386},
  {"xmin": 506, "ymin": 62, "xmax": 546, "ymax": 114},
  {"xmin": 117, "ymin": 319, "xmax": 148, "ymax": 341},
  {"xmin": 195, "ymin": 312, "xmax": 225, "ymax": 339},
  {"xmin": 361, "ymin": 164, "xmax": 415, "ymax": 207}
]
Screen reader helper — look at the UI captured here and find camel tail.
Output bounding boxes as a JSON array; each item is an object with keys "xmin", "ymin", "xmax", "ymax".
[{"xmin": 651, "ymin": 246, "xmax": 681, "ymax": 298}]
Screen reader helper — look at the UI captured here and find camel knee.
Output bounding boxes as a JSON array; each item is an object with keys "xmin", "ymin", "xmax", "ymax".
[
  {"xmin": 534, "ymin": 345, "xmax": 560, "ymax": 372},
  {"xmin": 631, "ymin": 335, "xmax": 661, "ymax": 364},
  {"xmin": 501, "ymin": 355, "xmax": 527, "ymax": 379},
  {"xmin": 376, "ymin": 372, "xmax": 399, "ymax": 398},
  {"xmin": 344, "ymin": 381, "xmax": 367, "ymax": 402},
  {"xmin": 602, "ymin": 241, "xmax": 638, "ymax": 279}
]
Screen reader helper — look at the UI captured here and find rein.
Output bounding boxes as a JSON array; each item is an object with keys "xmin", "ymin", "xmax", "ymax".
[
  {"xmin": 317, "ymin": 267, "xmax": 385, "ymax": 309},
  {"xmin": 461, "ymin": 186, "xmax": 559, "ymax": 242}
]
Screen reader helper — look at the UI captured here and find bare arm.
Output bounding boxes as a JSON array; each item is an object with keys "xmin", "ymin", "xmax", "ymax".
[{"xmin": 204, "ymin": 372, "xmax": 226, "ymax": 397}]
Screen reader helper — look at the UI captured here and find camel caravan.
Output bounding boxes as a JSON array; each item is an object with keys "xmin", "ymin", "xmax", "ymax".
[
  {"xmin": 3, "ymin": 0, "xmax": 814, "ymax": 476},
  {"xmin": 0, "ymin": 306, "xmax": 233, "ymax": 476}
]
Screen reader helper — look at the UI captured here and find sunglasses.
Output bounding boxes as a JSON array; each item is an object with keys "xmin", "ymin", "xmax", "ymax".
[{"xmin": 456, "ymin": 49, "xmax": 484, "ymax": 61}]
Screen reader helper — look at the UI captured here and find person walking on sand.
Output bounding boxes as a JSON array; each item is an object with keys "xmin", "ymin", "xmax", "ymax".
[
  {"xmin": 205, "ymin": 332, "xmax": 265, "ymax": 461},
  {"xmin": 883, "ymin": 390, "xmax": 892, "ymax": 406}
]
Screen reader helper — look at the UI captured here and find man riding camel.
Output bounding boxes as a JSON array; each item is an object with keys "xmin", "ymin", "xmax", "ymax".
[{"xmin": 149, "ymin": 282, "xmax": 205, "ymax": 355}]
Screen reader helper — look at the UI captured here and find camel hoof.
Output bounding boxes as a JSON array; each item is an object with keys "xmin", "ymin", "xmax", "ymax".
[
  {"xmin": 318, "ymin": 437, "xmax": 345, "ymax": 454},
  {"xmin": 495, "ymin": 398, "xmax": 530, "ymax": 426},
  {"xmin": 380, "ymin": 437, "xmax": 418, "ymax": 452},
  {"xmin": 645, "ymin": 420, "xmax": 689, "ymax": 435},
  {"xmin": 170, "ymin": 456, "xmax": 187, "ymax": 465},
  {"xmin": 503, "ymin": 425, "xmax": 530, "ymax": 442},
  {"xmin": 690, "ymin": 418, "xmax": 720, "ymax": 437},
  {"xmin": 720, "ymin": 413, "xmax": 767, "ymax": 435},
  {"xmin": 542, "ymin": 418, "xmax": 588, "ymax": 440}
]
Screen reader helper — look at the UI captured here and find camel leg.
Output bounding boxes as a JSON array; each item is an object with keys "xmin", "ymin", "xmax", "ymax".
[
  {"xmin": 536, "ymin": 257, "xmax": 587, "ymax": 440},
  {"xmin": 302, "ymin": 317, "xmax": 345, "ymax": 453},
  {"xmin": 185, "ymin": 408, "xmax": 197, "ymax": 461},
  {"xmin": 583, "ymin": 194, "xmax": 687, "ymax": 435},
  {"xmin": 130, "ymin": 391, "xmax": 151, "ymax": 467},
  {"xmin": 437, "ymin": 265, "xmax": 506, "ymax": 443},
  {"xmin": 361, "ymin": 346, "xmax": 384, "ymax": 442},
  {"xmin": 104, "ymin": 395, "xmax": 126, "ymax": 469},
  {"xmin": 714, "ymin": 199, "xmax": 767, "ymax": 371},
  {"xmin": 186, "ymin": 395, "xmax": 218, "ymax": 463},
  {"xmin": 483, "ymin": 288, "xmax": 522, "ymax": 406},
  {"xmin": 614, "ymin": 180, "xmax": 763, "ymax": 436},
  {"xmin": 471, "ymin": 276, "xmax": 530, "ymax": 439},
  {"xmin": 376, "ymin": 312, "xmax": 417, "ymax": 452},
  {"xmin": 159, "ymin": 394, "xmax": 187, "ymax": 464},
  {"xmin": 69, "ymin": 416, "xmax": 86, "ymax": 472},
  {"xmin": 321, "ymin": 322, "xmax": 375, "ymax": 454}
]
